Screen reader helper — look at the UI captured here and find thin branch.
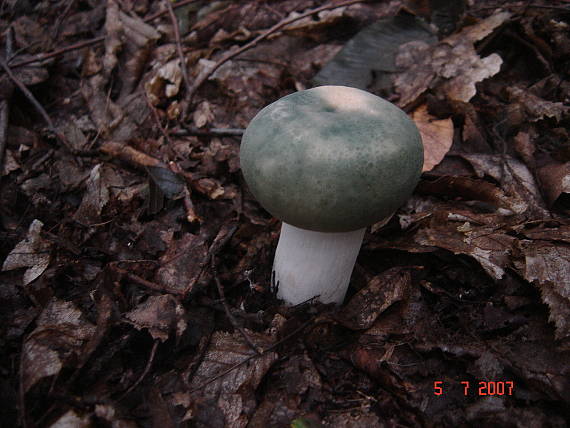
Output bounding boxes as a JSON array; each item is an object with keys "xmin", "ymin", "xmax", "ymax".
[
  {"xmin": 0, "ymin": 97, "xmax": 10, "ymax": 176},
  {"xmin": 183, "ymin": 221, "xmax": 238, "ymax": 297},
  {"xmin": 0, "ymin": 59, "xmax": 74, "ymax": 153},
  {"xmin": 9, "ymin": 36, "xmax": 104, "ymax": 69},
  {"xmin": 8, "ymin": 0, "xmax": 201, "ymax": 70},
  {"xmin": 172, "ymin": 127, "xmax": 244, "ymax": 137},
  {"xmin": 111, "ymin": 264, "xmax": 184, "ymax": 296},
  {"xmin": 118, "ymin": 339, "xmax": 160, "ymax": 401},
  {"xmin": 162, "ymin": 0, "xmax": 193, "ymax": 108},
  {"xmin": 144, "ymin": 0, "xmax": 201, "ymax": 22},
  {"xmin": 211, "ymin": 256, "xmax": 263, "ymax": 354},
  {"xmin": 51, "ymin": 0, "xmax": 77, "ymax": 41},
  {"xmin": 145, "ymin": 92, "xmax": 173, "ymax": 146},
  {"xmin": 185, "ymin": 0, "xmax": 368, "ymax": 102},
  {"xmin": 18, "ymin": 340, "xmax": 28, "ymax": 428},
  {"xmin": 0, "ymin": 59, "xmax": 56, "ymax": 129}
]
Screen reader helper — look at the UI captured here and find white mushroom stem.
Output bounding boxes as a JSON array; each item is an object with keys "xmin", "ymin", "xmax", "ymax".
[{"xmin": 272, "ymin": 222, "xmax": 365, "ymax": 305}]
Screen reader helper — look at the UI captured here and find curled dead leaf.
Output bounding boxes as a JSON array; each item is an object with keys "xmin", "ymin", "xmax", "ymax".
[
  {"xmin": 515, "ymin": 239, "xmax": 570, "ymax": 341},
  {"xmin": 506, "ymin": 86, "xmax": 570, "ymax": 122},
  {"xmin": 2, "ymin": 219, "xmax": 52, "ymax": 285},
  {"xmin": 411, "ymin": 104, "xmax": 454, "ymax": 172},
  {"xmin": 22, "ymin": 299, "xmax": 96, "ymax": 392},
  {"xmin": 395, "ymin": 11, "xmax": 510, "ymax": 108},
  {"xmin": 124, "ymin": 294, "xmax": 186, "ymax": 342},
  {"xmin": 337, "ymin": 267, "xmax": 412, "ymax": 330},
  {"xmin": 536, "ymin": 161, "xmax": 570, "ymax": 208}
]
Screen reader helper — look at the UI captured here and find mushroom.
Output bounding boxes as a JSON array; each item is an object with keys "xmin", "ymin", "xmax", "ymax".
[{"xmin": 240, "ymin": 86, "xmax": 423, "ymax": 305}]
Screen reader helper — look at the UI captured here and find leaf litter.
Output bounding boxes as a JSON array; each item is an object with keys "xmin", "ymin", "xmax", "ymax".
[{"xmin": 0, "ymin": 0, "xmax": 569, "ymax": 426}]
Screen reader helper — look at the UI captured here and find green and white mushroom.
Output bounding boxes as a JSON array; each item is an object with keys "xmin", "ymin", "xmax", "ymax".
[{"xmin": 240, "ymin": 86, "xmax": 423, "ymax": 305}]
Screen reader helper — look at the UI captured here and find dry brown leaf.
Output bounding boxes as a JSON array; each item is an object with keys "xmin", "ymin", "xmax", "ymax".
[
  {"xmin": 461, "ymin": 154, "xmax": 549, "ymax": 217},
  {"xmin": 12, "ymin": 15, "xmax": 50, "ymax": 54},
  {"xmin": 454, "ymin": 11, "xmax": 512, "ymax": 43},
  {"xmin": 194, "ymin": 177, "xmax": 225, "ymax": 199},
  {"xmin": 81, "ymin": 2, "xmax": 154, "ymax": 140},
  {"xmin": 73, "ymin": 164, "xmax": 111, "ymax": 225},
  {"xmin": 506, "ymin": 86, "xmax": 570, "ymax": 122},
  {"xmin": 395, "ymin": 11, "xmax": 510, "ymax": 107},
  {"xmin": 441, "ymin": 51, "xmax": 502, "ymax": 102},
  {"xmin": 418, "ymin": 223, "xmax": 514, "ymax": 280},
  {"xmin": 118, "ymin": 11, "xmax": 160, "ymax": 96},
  {"xmin": 461, "ymin": 104, "xmax": 489, "ymax": 150},
  {"xmin": 337, "ymin": 267, "xmax": 411, "ymax": 330},
  {"xmin": 2, "ymin": 219, "xmax": 52, "ymax": 285},
  {"xmin": 193, "ymin": 100, "xmax": 215, "ymax": 128},
  {"xmin": 188, "ymin": 330, "xmax": 278, "ymax": 427},
  {"xmin": 411, "ymin": 104, "xmax": 454, "ymax": 172},
  {"xmin": 390, "ymin": 208, "xmax": 515, "ymax": 280},
  {"xmin": 22, "ymin": 299, "xmax": 96, "ymax": 392},
  {"xmin": 1, "ymin": 149, "xmax": 21, "ymax": 176},
  {"xmin": 124, "ymin": 294, "xmax": 186, "ymax": 342},
  {"xmin": 324, "ymin": 411, "xmax": 383, "ymax": 427},
  {"xmin": 145, "ymin": 59, "xmax": 183, "ymax": 104},
  {"xmin": 519, "ymin": 224, "xmax": 570, "ymax": 243},
  {"xmin": 375, "ymin": 205, "xmax": 515, "ymax": 280},
  {"xmin": 155, "ymin": 233, "xmax": 208, "ymax": 295},
  {"xmin": 58, "ymin": 120, "xmax": 88, "ymax": 152},
  {"xmin": 536, "ymin": 162, "xmax": 570, "ymax": 207},
  {"xmin": 515, "ymin": 240, "xmax": 570, "ymax": 341},
  {"xmin": 284, "ymin": 7, "xmax": 347, "ymax": 40},
  {"xmin": 513, "ymin": 130, "xmax": 536, "ymax": 167},
  {"xmin": 418, "ymin": 176, "xmax": 525, "ymax": 215},
  {"xmin": 48, "ymin": 410, "xmax": 91, "ymax": 428}
]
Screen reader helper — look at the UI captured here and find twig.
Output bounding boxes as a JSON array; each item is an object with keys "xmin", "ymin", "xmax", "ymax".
[
  {"xmin": 100, "ymin": 141, "xmax": 166, "ymax": 168},
  {"xmin": 471, "ymin": 4, "xmax": 570, "ymax": 13},
  {"xmin": 0, "ymin": 28, "xmax": 14, "ymax": 180},
  {"xmin": 144, "ymin": 0, "xmax": 201, "ymax": 22},
  {"xmin": 9, "ymin": 0, "xmax": 201, "ymax": 70},
  {"xmin": 111, "ymin": 264, "xmax": 184, "ymax": 296},
  {"xmin": 9, "ymin": 36, "xmax": 104, "ymax": 69},
  {"xmin": 18, "ymin": 341, "xmax": 27, "ymax": 428},
  {"xmin": 185, "ymin": 0, "xmax": 368, "ymax": 102},
  {"xmin": 52, "ymin": 0, "xmax": 77, "ymax": 40},
  {"xmin": 162, "ymin": 0, "xmax": 193, "ymax": 107},
  {"xmin": 145, "ymin": 93, "xmax": 173, "ymax": 146},
  {"xmin": 0, "ymin": 59, "xmax": 74, "ymax": 153},
  {"xmin": 1, "ymin": 59, "xmax": 53, "ymax": 127},
  {"xmin": 172, "ymin": 127, "xmax": 244, "ymax": 137},
  {"xmin": 211, "ymin": 256, "xmax": 263, "ymax": 354},
  {"xmin": 118, "ymin": 339, "xmax": 160, "ymax": 401},
  {"xmin": 0, "ymin": 96, "xmax": 10, "ymax": 176},
  {"xmin": 188, "ymin": 316, "xmax": 316, "ymax": 393},
  {"xmin": 183, "ymin": 221, "xmax": 238, "ymax": 297},
  {"xmin": 182, "ymin": 185, "xmax": 201, "ymax": 223}
]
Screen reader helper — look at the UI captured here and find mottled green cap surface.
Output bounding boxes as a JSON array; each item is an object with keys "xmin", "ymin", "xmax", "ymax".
[{"xmin": 240, "ymin": 86, "xmax": 423, "ymax": 232}]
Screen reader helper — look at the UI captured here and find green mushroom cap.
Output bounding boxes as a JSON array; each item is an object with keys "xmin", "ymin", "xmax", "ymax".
[{"xmin": 240, "ymin": 86, "xmax": 424, "ymax": 233}]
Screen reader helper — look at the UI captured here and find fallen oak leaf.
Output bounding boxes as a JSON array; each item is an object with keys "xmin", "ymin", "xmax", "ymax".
[
  {"xmin": 395, "ymin": 11, "xmax": 511, "ymax": 108},
  {"xmin": 336, "ymin": 267, "xmax": 412, "ymax": 330},
  {"xmin": 124, "ymin": 294, "xmax": 187, "ymax": 342},
  {"xmin": 514, "ymin": 239, "xmax": 570, "ymax": 342},
  {"xmin": 506, "ymin": 86, "xmax": 570, "ymax": 122},
  {"xmin": 411, "ymin": 104, "xmax": 454, "ymax": 172}
]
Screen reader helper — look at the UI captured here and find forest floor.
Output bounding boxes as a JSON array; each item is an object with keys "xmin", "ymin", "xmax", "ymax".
[{"xmin": 0, "ymin": 0, "xmax": 569, "ymax": 427}]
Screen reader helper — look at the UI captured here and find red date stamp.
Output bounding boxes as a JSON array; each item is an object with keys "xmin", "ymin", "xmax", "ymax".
[{"xmin": 434, "ymin": 381, "xmax": 514, "ymax": 396}]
